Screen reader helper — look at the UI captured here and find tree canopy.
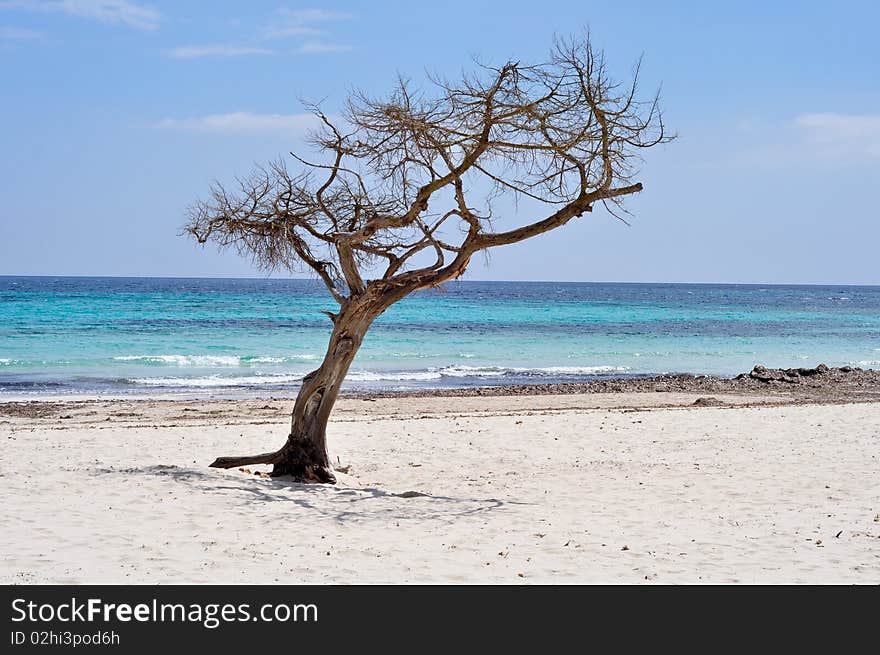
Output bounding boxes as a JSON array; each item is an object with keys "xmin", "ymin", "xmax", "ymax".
[{"xmin": 186, "ymin": 35, "xmax": 668, "ymax": 306}]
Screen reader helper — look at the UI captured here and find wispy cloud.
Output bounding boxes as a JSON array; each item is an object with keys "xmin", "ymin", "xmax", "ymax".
[
  {"xmin": 791, "ymin": 113, "xmax": 880, "ymax": 163},
  {"xmin": 263, "ymin": 24, "xmax": 322, "ymax": 39},
  {"xmin": 724, "ymin": 112, "xmax": 880, "ymax": 170},
  {"xmin": 262, "ymin": 7, "xmax": 352, "ymax": 47},
  {"xmin": 164, "ymin": 7, "xmax": 354, "ymax": 60},
  {"xmin": 794, "ymin": 113, "xmax": 880, "ymax": 142},
  {"xmin": 165, "ymin": 45, "xmax": 273, "ymax": 59},
  {"xmin": 295, "ymin": 40, "xmax": 351, "ymax": 54},
  {"xmin": 0, "ymin": 24, "xmax": 44, "ymax": 39},
  {"xmin": 274, "ymin": 8, "xmax": 353, "ymax": 27},
  {"xmin": 0, "ymin": 0, "xmax": 160, "ymax": 31},
  {"xmin": 155, "ymin": 112, "xmax": 322, "ymax": 135}
]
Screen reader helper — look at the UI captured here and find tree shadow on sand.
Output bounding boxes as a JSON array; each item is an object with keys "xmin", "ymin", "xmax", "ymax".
[{"xmin": 94, "ymin": 464, "xmax": 525, "ymax": 524}]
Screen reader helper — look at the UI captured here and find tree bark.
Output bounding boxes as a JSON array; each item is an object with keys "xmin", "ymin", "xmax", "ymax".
[{"xmin": 209, "ymin": 299, "xmax": 379, "ymax": 483}]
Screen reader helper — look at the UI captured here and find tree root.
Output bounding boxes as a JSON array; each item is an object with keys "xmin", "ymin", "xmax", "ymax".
[
  {"xmin": 209, "ymin": 451, "xmax": 281, "ymax": 469},
  {"xmin": 209, "ymin": 446, "xmax": 336, "ymax": 484},
  {"xmin": 273, "ymin": 461, "xmax": 337, "ymax": 484}
]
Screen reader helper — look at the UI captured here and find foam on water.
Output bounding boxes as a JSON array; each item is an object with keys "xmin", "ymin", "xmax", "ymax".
[
  {"xmin": 115, "ymin": 355, "xmax": 242, "ymax": 367},
  {"xmin": 129, "ymin": 374, "xmax": 308, "ymax": 387},
  {"xmin": 436, "ymin": 364, "xmax": 628, "ymax": 378},
  {"xmin": 124, "ymin": 364, "xmax": 632, "ymax": 389},
  {"xmin": 346, "ymin": 369, "xmax": 443, "ymax": 382},
  {"xmin": 113, "ymin": 354, "xmax": 316, "ymax": 366}
]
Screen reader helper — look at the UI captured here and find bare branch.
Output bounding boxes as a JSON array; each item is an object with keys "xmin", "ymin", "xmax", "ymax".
[
  {"xmin": 184, "ymin": 32, "xmax": 670, "ymax": 300},
  {"xmin": 475, "ymin": 183, "xmax": 643, "ymax": 249}
]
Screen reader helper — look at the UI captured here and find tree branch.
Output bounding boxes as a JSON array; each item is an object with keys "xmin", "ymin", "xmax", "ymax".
[
  {"xmin": 185, "ymin": 33, "xmax": 670, "ymax": 309},
  {"xmin": 474, "ymin": 183, "xmax": 643, "ymax": 249}
]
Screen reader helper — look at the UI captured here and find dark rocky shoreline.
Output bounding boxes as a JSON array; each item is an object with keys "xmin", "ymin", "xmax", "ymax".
[
  {"xmin": 351, "ymin": 364, "xmax": 880, "ymax": 402},
  {"xmin": 2, "ymin": 366, "xmax": 880, "ymax": 422}
]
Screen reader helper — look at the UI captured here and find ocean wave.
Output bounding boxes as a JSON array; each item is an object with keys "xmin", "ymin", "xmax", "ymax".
[
  {"xmin": 115, "ymin": 355, "xmax": 241, "ymax": 367},
  {"xmin": 436, "ymin": 364, "xmax": 629, "ymax": 378},
  {"xmin": 124, "ymin": 364, "xmax": 630, "ymax": 388},
  {"xmin": 852, "ymin": 360, "xmax": 880, "ymax": 367},
  {"xmin": 347, "ymin": 369, "xmax": 442, "ymax": 382},
  {"xmin": 128, "ymin": 374, "xmax": 307, "ymax": 387},
  {"xmin": 350, "ymin": 364, "xmax": 629, "ymax": 381},
  {"xmin": 532, "ymin": 365, "xmax": 629, "ymax": 375},
  {"xmin": 242, "ymin": 354, "xmax": 317, "ymax": 363},
  {"xmin": 0, "ymin": 358, "xmax": 70, "ymax": 366},
  {"xmin": 113, "ymin": 354, "xmax": 316, "ymax": 367}
]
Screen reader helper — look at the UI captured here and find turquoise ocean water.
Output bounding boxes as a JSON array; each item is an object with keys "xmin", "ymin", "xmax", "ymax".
[{"xmin": 1, "ymin": 276, "xmax": 878, "ymax": 397}]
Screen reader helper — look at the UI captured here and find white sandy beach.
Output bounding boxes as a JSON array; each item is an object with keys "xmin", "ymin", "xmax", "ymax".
[{"xmin": 2, "ymin": 392, "xmax": 878, "ymax": 584}]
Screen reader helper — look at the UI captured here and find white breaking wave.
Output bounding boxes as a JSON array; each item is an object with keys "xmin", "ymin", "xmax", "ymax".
[
  {"xmin": 530, "ymin": 365, "xmax": 630, "ymax": 375},
  {"xmin": 433, "ymin": 365, "xmax": 506, "ymax": 378},
  {"xmin": 125, "ymin": 364, "xmax": 630, "ymax": 388},
  {"xmin": 437, "ymin": 364, "xmax": 629, "ymax": 378},
  {"xmin": 852, "ymin": 360, "xmax": 880, "ymax": 367},
  {"xmin": 115, "ymin": 355, "xmax": 241, "ymax": 367},
  {"xmin": 111, "ymin": 354, "xmax": 630, "ymax": 380},
  {"xmin": 243, "ymin": 355, "xmax": 317, "ymax": 363},
  {"xmin": 114, "ymin": 354, "xmax": 316, "ymax": 367},
  {"xmin": 346, "ymin": 369, "xmax": 443, "ymax": 382},
  {"xmin": 129, "ymin": 374, "xmax": 307, "ymax": 387}
]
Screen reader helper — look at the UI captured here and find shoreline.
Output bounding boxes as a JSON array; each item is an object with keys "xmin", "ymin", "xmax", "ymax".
[{"xmin": 3, "ymin": 364, "xmax": 880, "ymax": 407}]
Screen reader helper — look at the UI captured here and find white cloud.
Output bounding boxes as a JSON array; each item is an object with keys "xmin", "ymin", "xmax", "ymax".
[
  {"xmin": 276, "ymin": 8, "xmax": 353, "ymax": 24},
  {"xmin": 155, "ymin": 112, "xmax": 322, "ymax": 136},
  {"xmin": 792, "ymin": 113, "xmax": 880, "ymax": 162},
  {"xmin": 263, "ymin": 24, "xmax": 323, "ymax": 39},
  {"xmin": 794, "ymin": 113, "xmax": 880, "ymax": 141},
  {"xmin": 263, "ymin": 7, "xmax": 352, "ymax": 45},
  {"xmin": 0, "ymin": 0, "xmax": 160, "ymax": 31},
  {"xmin": 296, "ymin": 40, "xmax": 351, "ymax": 54},
  {"xmin": 163, "ymin": 7, "xmax": 354, "ymax": 61},
  {"xmin": 165, "ymin": 45, "xmax": 273, "ymax": 59},
  {"xmin": 723, "ymin": 113, "xmax": 880, "ymax": 170}
]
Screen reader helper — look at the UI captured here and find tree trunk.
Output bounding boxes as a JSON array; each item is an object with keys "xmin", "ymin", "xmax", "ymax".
[{"xmin": 209, "ymin": 300, "xmax": 378, "ymax": 483}]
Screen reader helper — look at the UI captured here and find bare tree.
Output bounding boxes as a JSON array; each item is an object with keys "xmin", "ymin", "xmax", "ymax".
[{"xmin": 185, "ymin": 35, "xmax": 670, "ymax": 483}]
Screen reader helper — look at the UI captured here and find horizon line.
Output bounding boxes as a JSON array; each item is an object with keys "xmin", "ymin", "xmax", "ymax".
[{"xmin": 1, "ymin": 274, "xmax": 878, "ymax": 288}]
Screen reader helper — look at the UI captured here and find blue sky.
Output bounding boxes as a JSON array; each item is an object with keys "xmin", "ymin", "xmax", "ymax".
[{"xmin": 1, "ymin": 0, "xmax": 878, "ymax": 284}]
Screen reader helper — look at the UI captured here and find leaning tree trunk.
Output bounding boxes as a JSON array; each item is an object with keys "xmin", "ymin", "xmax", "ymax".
[{"xmin": 209, "ymin": 300, "xmax": 379, "ymax": 483}]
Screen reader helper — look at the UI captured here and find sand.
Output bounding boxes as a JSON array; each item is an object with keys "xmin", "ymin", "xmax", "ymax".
[{"xmin": 1, "ymin": 391, "xmax": 878, "ymax": 584}]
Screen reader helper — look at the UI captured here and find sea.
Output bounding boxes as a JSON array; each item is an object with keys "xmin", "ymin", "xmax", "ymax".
[{"xmin": 1, "ymin": 276, "xmax": 878, "ymax": 398}]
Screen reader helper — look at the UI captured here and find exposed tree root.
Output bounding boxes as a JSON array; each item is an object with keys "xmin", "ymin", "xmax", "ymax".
[
  {"xmin": 209, "ymin": 451, "xmax": 281, "ymax": 469},
  {"xmin": 209, "ymin": 440, "xmax": 336, "ymax": 484}
]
